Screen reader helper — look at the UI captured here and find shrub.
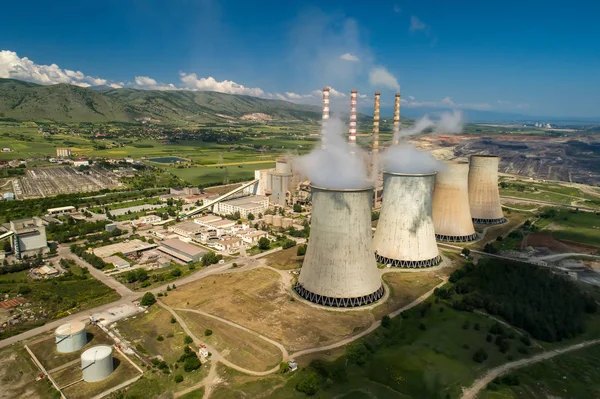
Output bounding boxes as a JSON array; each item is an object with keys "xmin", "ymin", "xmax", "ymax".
[
  {"xmin": 184, "ymin": 335, "xmax": 193, "ymax": 344},
  {"xmin": 204, "ymin": 329, "xmax": 213, "ymax": 336},
  {"xmin": 486, "ymin": 334, "xmax": 493, "ymax": 342},
  {"xmin": 170, "ymin": 317, "xmax": 176, "ymax": 324},
  {"xmin": 279, "ymin": 362, "xmax": 290, "ymax": 374},
  {"xmin": 347, "ymin": 343, "xmax": 370, "ymax": 366},
  {"xmin": 170, "ymin": 268, "xmax": 182, "ymax": 277},
  {"xmin": 183, "ymin": 356, "xmax": 201, "ymax": 372},
  {"xmin": 381, "ymin": 315, "xmax": 392, "ymax": 328},
  {"xmin": 473, "ymin": 348, "xmax": 488, "ymax": 363},
  {"xmin": 258, "ymin": 237, "xmax": 271, "ymax": 250},
  {"xmin": 141, "ymin": 292, "xmax": 156, "ymax": 307},
  {"xmin": 157, "ymin": 335, "xmax": 164, "ymax": 342},
  {"xmin": 174, "ymin": 374, "xmax": 183, "ymax": 383},
  {"xmin": 18, "ymin": 286, "xmax": 32, "ymax": 295},
  {"xmin": 297, "ymin": 244, "xmax": 307, "ymax": 256},
  {"xmin": 419, "ymin": 323, "xmax": 427, "ymax": 331},
  {"xmin": 295, "ymin": 370, "xmax": 320, "ymax": 396}
]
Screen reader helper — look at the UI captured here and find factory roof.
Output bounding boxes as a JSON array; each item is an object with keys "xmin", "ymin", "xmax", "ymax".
[
  {"xmin": 194, "ymin": 214, "xmax": 223, "ymax": 223},
  {"xmin": 159, "ymin": 239, "xmax": 207, "ymax": 257},
  {"xmin": 103, "ymin": 255, "xmax": 131, "ymax": 268},
  {"xmin": 220, "ymin": 195, "xmax": 268, "ymax": 208},
  {"xmin": 171, "ymin": 221, "xmax": 204, "ymax": 233},
  {"xmin": 93, "ymin": 239, "xmax": 157, "ymax": 258},
  {"xmin": 209, "ymin": 219, "xmax": 236, "ymax": 228}
]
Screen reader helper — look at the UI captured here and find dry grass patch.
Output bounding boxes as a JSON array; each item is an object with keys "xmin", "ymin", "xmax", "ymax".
[
  {"xmin": 263, "ymin": 246, "xmax": 303, "ymax": 270},
  {"xmin": 372, "ymin": 271, "xmax": 443, "ymax": 319},
  {"xmin": 0, "ymin": 346, "xmax": 57, "ymax": 399},
  {"xmin": 476, "ymin": 212, "xmax": 528, "ymax": 247},
  {"xmin": 163, "ymin": 268, "xmax": 374, "ymax": 352},
  {"xmin": 178, "ymin": 311, "xmax": 282, "ymax": 371},
  {"xmin": 116, "ymin": 305, "xmax": 187, "ymax": 363}
]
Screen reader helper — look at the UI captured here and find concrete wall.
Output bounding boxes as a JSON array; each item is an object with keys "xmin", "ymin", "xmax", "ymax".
[
  {"xmin": 432, "ymin": 162, "xmax": 477, "ymax": 241},
  {"xmin": 373, "ymin": 173, "xmax": 440, "ymax": 266},
  {"xmin": 468, "ymin": 155, "xmax": 506, "ymax": 223},
  {"xmin": 297, "ymin": 186, "xmax": 382, "ymax": 300}
]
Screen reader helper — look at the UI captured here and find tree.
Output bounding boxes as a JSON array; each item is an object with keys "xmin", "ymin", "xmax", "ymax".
[
  {"xmin": 483, "ymin": 243, "xmax": 498, "ymax": 254},
  {"xmin": 282, "ymin": 239, "xmax": 296, "ymax": 249},
  {"xmin": 204, "ymin": 329, "xmax": 213, "ymax": 336},
  {"xmin": 473, "ymin": 348, "xmax": 488, "ymax": 363},
  {"xmin": 170, "ymin": 316, "xmax": 176, "ymax": 324},
  {"xmin": 174, "ymin": 374, "xmax": 184, "ymax": 383},
  {"xmin": 183, "ymin": 356, "xmax": 201, "ymax": 372},
  {"xmin": 184, "ymin": 335, "xmax": 193, "ymax": 344},
  {"xmin": 141, "ymin": 292, "xmax": 156, "ymax": 307},
  {"xmin": 258, "ymin": 237, "xmax": 271, "ymax": 251},
  {"xmin": 296, "ymin": 370, "xmax": 320, "ymax": 395},
  {"xmin": 297, "ymin": 244, "xmax": 307, "ymax": 256},
  {"xmin": 247, "ymin": 213, "xmax": 255, "ymax": 221},
  {"xmin": 293, "ymin": 203, "xmax": 303, "ymax": 213},
  {"xmin": 200, "ymin": 251, "xmax": 223, "ymax": 266},
  {"xmin": 461, "ymin": 247, "xmax": 471, "ymax": 256},
  {"xmin": 170, "ymin": 268, "xmax": 182, "ymax": 277},
  {"xmin": 279, "ymin": 361, "xmax": 290, "ymax": 374},
  {"xmin": 381, "ymin": 315, "xmax": 392, "ymax": 328}
]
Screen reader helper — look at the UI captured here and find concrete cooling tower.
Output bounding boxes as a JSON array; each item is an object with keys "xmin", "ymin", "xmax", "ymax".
[
  {"xmin": 468, "ymin": 155, "xmax": 507, "ymax": 225},
  {"xmin": 55, "ymin": 321, "xmax": 87, "ymax": 353},
  {"xmin": 81, "ymin": 345, "xmax": 114, "ymax": 382},
  {"xmin": 432, "ymin": 162, "xmax": 478, "ymax": 242},
  {"xmin": 294, "ymin": 186, "xmax": 384, "ymax": 308},
  {"xmin": 373, "ymin": 172, "xmax": 441, "ymax": 267}
]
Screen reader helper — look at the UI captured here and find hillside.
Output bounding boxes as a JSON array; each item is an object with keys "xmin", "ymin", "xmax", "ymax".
[{"xmin": 0, "ymin": 78, "xmax": 321, "ymax": 124}]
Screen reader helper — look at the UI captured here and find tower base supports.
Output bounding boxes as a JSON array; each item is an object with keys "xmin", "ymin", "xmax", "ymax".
[
  {"xmin": 293, "ymin": 282, "xmax": 384, "ymax": 308},
  {"xmin": 435, "ymin": 233, "xmax": 478, "ymax": 243},
  {"xmin": 472, "ymin": 217, "xmax": 507, "ymax": 225},
  {"xmin": 375, "ymin": 254, "xmax": 441, "ymax": 268}
]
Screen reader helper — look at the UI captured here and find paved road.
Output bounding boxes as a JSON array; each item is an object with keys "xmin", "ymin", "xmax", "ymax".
[
  {"xmin": 500, "ymin": 195, "xmax": 597, "ymax": 212},
  {"xmin": 536, "ymin": 252, "xmax": 600, "ymax": 262},
  {"xmin": 461, "ymin": 339, "xmax": 600, "ymax": 399}
]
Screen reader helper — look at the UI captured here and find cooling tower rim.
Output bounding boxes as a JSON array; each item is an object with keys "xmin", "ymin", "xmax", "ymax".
[
  {"xmin": 310, "ymin": 184, "xmax": 373, "ymax": 192},
  {"xmin": 81, "ymin": 345, "xmax": 112, "ymax": 361},
  {"xmin": 383, "ymin": 170, "xmax": 437, "ymax": 177},
  {"xmin": 55, "ymin": 321, "xmax": 86, "ymax": 336},
  {"xmin": 469, "ymin": 154, "xmax": 499, "ymax": 159}
]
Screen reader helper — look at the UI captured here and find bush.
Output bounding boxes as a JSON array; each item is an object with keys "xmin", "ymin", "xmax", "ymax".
[
  {"xmin": 279, "ymin": 362, "xmax": 290, "ymax": 374},
  {"xmin": 297, "ymin": 244, "xmax": 307, "ymax": 256},
  {"xmin": 486, "ymin": 334, "xmax": 493, "ymax": 342},
  {"xmin": 170, "ymin": 317, "xmax": 176, "ymax": 324},
  {"xmin": 141, "ymin": 292, "xmax": 156, "ymax": 307},
  {"xmin": 282, "ymin": 239, "xmax": 296, "ymax": 249},
  {"xmin": 258, "ymin": 237, "xmax": 271, "ymax": 250},
  {"xmin": 174, "ymin": 374, "xmax": 183, "ymax": 383},
  {"xmin": 461, "ymin": 247, "xmax": 471, "ymax": 256},
  {"xmin": 419, "ymin": 323, "xmax": 427, "ymax": 331},
  {"xmin": 170, "ymin": 268, "xmax": 182, "ymax": 277},
  {"xmin": 204, "ymin": 329, "xmax": 213, "ymax": 336},
  {"xmin": 473, "ymin": 348, "xmax": 488, "ymax": 363},
  {"xmin": 200, "ymin": 251, "xmax": 223, "ymax": 266},
  {"xmin": 184, "ymin": 335, "xmax": 193, "ymax": 344},
  {"xmin": 347, "ymin": 343, "xmax": 370, "ymax": 366},
  {"xmin": 18, "ymin": 285, "xmax": 32, "ymax": 295},
  {"xmin": 157, "ymin": 335, "xmax": 164, "ymax": 342},
  {"xmin": 381, "ymin": 315, "xmax": 392, "ymax": 328},
  {"xmin": 183, "ymin": 356, "xmax": 201, "ymax": 372},
  {"xmin": 295, "ymin": 370, "xmax": 320, "ymax": 396}
]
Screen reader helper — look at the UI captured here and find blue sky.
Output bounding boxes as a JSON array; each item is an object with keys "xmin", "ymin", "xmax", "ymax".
[{"xmin": 1, "ymin": 0, "xmax": 599, "ymax": 117}]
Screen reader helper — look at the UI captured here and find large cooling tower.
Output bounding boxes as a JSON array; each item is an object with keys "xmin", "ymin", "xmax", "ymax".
[
  {"xmin": 294, "ymin": 186, "xmax": 384, "ymax": 307},
  {"xmin": 374, "ymin": 172, "xmax": 441, "ymax": 267},
  {"xmin": 468, "ymin": 155, "xmax": 507, "ymax": 225},
  {"xmin": 432, "ymin": 162, "xmax": 478, "ymax": 242}
]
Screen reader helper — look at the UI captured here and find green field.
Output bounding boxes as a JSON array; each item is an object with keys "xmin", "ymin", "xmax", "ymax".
[
  {"xmin": 481, "ymin": 344, "xmax": 600, "ymax": 399},
  {"xmin": 536, "ymin": 208, "xmax": 600, "ymax": 247}
]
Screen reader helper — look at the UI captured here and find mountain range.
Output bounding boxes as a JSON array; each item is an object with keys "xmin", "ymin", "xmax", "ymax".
[{"xmin": 0, "ymin": 78, "xmax": 321, "ymax": 124}]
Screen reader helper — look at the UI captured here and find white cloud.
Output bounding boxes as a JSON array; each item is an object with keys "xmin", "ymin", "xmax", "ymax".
[
  {"xmin": 0, "ymin": 50, "xmax": 109, "ymax": 87},
  {"xmin": 410, "ymin": 16, "xmax": 427, "ymax": 32},
  {"xmin": 442, "ymin": 97, "xmax": 454, "ymax": 105},
  {"xmin": 179, "ymin": 72, "xmax": 264, "ymax": 96},
  {"xmin": 403, "ymin": 95, "xmax": 491, "ymax": 110},
  {"xmin": 368, "ymin": 66, "xmax": 400, "ymax": 91},
  {"xmin": 132, "ymin": 76, "xmax": 176, "ymax": 90},
  {"xmin": 340, "ymin": 53, "xmax": 360, "ymax": 62}
]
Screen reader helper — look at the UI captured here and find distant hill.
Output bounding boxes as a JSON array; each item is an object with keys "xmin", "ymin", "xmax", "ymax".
[{"xmin": 0, "ymin": 78, "xmax": 322, "ymax": 124}]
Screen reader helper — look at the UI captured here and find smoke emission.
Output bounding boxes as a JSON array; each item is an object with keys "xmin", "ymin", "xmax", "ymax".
[
  {"xmin": 294, "ymin": 118, "xmax": 371, "ymax": 189},
  {"xmin": 393, "ymin": 109, "xmax": 465, "ymax": 142},
  {"xmin": 381, "ymin": 144, "xmax": 444, "ymax": 174}
]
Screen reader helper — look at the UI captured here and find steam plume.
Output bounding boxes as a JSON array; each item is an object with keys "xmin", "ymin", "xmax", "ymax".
[
  {"xmin": 392, "ymin": 109, "xmax": 465, "ymax": 142},
  {"xmin": 381, "ymin": 144, "xmax": 444, "ymax": 174},
  {"xmin": 294, "ymin": 118, "xmax": 370, "ymax": 189}
]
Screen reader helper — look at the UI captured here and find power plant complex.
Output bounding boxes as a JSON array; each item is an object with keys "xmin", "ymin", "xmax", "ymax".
[{"xmin": 468, "ymin": 155, "xmax": 507, "ymax": 225}]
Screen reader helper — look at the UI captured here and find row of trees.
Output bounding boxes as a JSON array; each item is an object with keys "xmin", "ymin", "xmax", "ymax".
[{"xmin": 70, "ymin": 244, "xmax": 108, "ymax": 270}]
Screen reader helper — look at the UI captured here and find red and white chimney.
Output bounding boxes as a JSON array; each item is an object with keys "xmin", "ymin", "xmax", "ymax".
[
  {"xmin": 349, "ymin": 89, "xmax": 357, "ymax": 147},
  {"xmin": 322, "ymin": 87, "xmax": 330, "ymax": 121},
  {"xmin": 393, "ymin": 92, "xmax": 401, "ymax": 145}
]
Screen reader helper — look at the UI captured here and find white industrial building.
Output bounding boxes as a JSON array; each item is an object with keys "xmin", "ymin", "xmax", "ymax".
[
  {"xmin": 254, "ymin": 157, "xmax": 301, "ymax": 207},
  {"xmin": 158, "ymin": 239, "xmax": 207, "ymax": 263},
  {"xmin": 2, "ymin": 217, "xmax": 49, "ymax": 259},
  {"xmin": 215, "ymin": 195, "xmax": 269, "ymax": 219},
  {"xmin": 373, "ymin": 172, "xmax": 441, "ymax": 268},
  {"xmin": 294, "ymin": 186, "xmax": 384, "ymax": 308},
  {"xmin": 56, "ymin": 148, "xmax": 72, "ymax": 158},
  {"xmin": 103, "ymin": 255, "xmax": 131, "ymax": 269},
  {"xmin": 47, "ymin": 206, "xmax": 75, "ymax": 216}
]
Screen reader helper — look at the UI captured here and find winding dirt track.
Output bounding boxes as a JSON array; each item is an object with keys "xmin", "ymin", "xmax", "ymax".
[{"xmin": 460, "ymin": 339, "xmax": 600, "ymax": 399}]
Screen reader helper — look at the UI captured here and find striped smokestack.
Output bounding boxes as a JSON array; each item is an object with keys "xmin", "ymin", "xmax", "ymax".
[
  {"xmin": 349, "ymin": 89, "xmax": 357, "ymax": 147},
  {"xmin": 322, "ymin": 87, "xmax": 330, "ymax": 121},
  {"xmin": 372, "ymin": 92, "xmax": 381, "ymax": 182},
  {"xmin": 393, "ymin": 92, "xmax": 401, "ymax": 145}
]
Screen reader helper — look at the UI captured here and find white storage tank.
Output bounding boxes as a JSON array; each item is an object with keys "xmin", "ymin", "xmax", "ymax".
[
  {"xmin": 282, "ymin": 217, "xmax": 293, "ymax": 229},
  {"xmin": 272, "ymin": 215, "xmax": 283, "ymax": 227},
  {"xmin": 55, "ymin": 321, "xmax": 87, "ymax": 353},
  {"xmin": 81, "ymin": 345, "xmax": 114, "ymax": 382},
  {"xmin": 264, "ymin": 214, "xmax": 273, "ymax": 225}
]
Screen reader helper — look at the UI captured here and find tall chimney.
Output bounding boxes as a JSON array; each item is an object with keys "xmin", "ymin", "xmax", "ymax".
[
  {"xmin": 393, "ymin": 92, "xmax": 401, "ymax": 145},
  {"xmin": 322, "ymin": 87, "xmax": 330, "ymax": 121},
  {"xmin": 349, "ymin": 89, "xmax": 357, "ymax": 147},
  {"xmin": 372, "ymin": 92, "xmax": 381, "ymax": 182}
]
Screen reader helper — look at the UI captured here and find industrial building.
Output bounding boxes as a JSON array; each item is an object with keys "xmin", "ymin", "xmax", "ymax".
[
  {"xmin": 254, "ymin": 157, "xmax": 301, "ymax": 207},
  {"xmin": 432, "ymin": 162, "xmax": 478, "ymax": 242},
  {"xmin": 373, "ymin": 172, "xmax": 441, "ymax": 267},
  {"xmin": 81, "ymin": 345, "xmax": 114, "ymax": 382},
  {"xmin": 46, "ymin": 206, "xmax": 75, "ymax": 216},
  {"xmin": 103, "ymin": 255, "xmax": 131, "ymax": 269},
  {"xmin": 294, "ymin": 186, "xmax": 384, "ymax": 308},
  {"xmin": 93, "ymin": 239, "xmax": 157, "ymax": 258},
  {"xmin": 56, "ymin": 148, "xmax": 72, "ymax": 158},
  {"xmin": 158, "ymin": 239, "xmax": 207, "ymax": 263},
  {"xmin": 468, "ymin": 155, "xmax": 507, "ymax": 224},
  {"xmin": 215, "ymin": 195, "xmax": 269, "ymax": 219},
  {"xmin": 2, "ymin": 217, "xmax": 49, "ymax": 259},
  {"xmin": 169, "ymin": 221, "xmax": 206, "ymax": 238},
  {"xmin": 55, "ymin": 322, "xmax": 87, "ymax": 353}
]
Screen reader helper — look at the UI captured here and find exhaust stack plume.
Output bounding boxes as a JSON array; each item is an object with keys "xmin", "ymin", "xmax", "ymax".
[
  {"xmin": 373, "ymin": 172, "xmax": 441, "ymax": 267},
  {"xmin": 294, "ymin": 186, "xmax": 384, "ymax": 307},
  {"xmin": 349, "ymin": 89, "xmax": 357, "ymax": 147},
  {"xmin": 468, "ymin": 155, "xmax": 507, "ymax": 224},
  {"xmin": 432, "ymin": 162, "xmax": 478, "ymax": 242},
  {"xmin": 392, "ymin": 93, "xmax": 401, "ymax": 145}
]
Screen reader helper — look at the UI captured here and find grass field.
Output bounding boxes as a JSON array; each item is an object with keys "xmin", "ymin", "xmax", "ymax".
[
  {"xmin": 475, "ymin": 212, "xmax": 529, "ymax": 249},
  {"xmin": 116, "ymin": 305, "xmax": 189, "ymax": 364},
  {"xmin": 209, "ymin": 363, "xmax": 286, "ymax": 399},
  {"xmin": 0, "ymin": 345, "xmax": 59, "ymax": 398},
  {"xmin": 536, "ymin": 208, "xmax": 600, "ymax": 247},
  {"xmin": 480, "ymin": 344, "xmax": 600, "ymax": 399},
  {"xmin": 178, "ymin": 310, "xmax": 283, "ymax": 371},
  {"xmin": 166, "ymin": 162, "xmax": 275, "ymax": 186},
  {"xmin": 115, "ymin": 262, "xmax": 206, "ymax": 291},
  {"xmin": 263, "ymin": 246, "xmax": 304, "ymax": 270}
]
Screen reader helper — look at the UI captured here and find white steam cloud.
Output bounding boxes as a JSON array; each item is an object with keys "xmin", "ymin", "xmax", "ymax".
[
  {"xmin": 368, "ymin": 66, "xmax": 400, "ymax": 91},
  {"xmin": 293, "ymin": 118, "xmax": 370, "ymax": 189},
  {"xmin": 381, "ymin": 144, "xmax": 444, "ymax": 174},
  {"xmin": 392, "ymin": 110, "xmax": 465, "ymax": 142}
]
